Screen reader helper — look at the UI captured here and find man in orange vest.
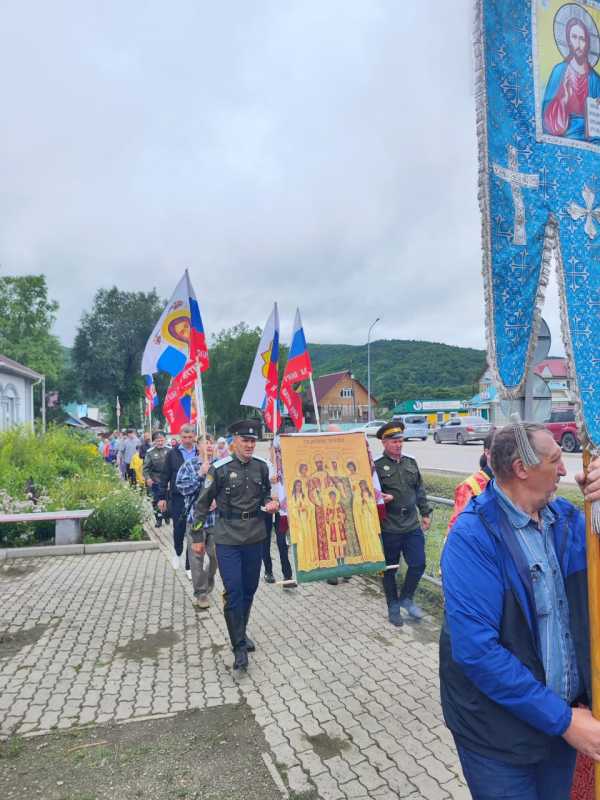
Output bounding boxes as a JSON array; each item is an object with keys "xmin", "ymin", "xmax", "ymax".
[{"xmin": 447, "ymin": 433, "xmax": 494, "ymax": 534}]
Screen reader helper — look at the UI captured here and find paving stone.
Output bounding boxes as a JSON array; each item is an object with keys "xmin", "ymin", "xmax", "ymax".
[
  {"xmin": 341, "ymin": 779, "xmax": 369, "ymax": 798},
  {"xmin": 380, "ymin": 766, "xmax": 418, "ymax": 797},
  {"xmin": 272, "ymin": 741, "xmax": 299, "ymax": 768},
  {"xmin": 0, "ymin": 547, "xmax": 464, "ymax": 800},
  {"xmin": 325, "ymin": 755, "xmax": 356, "ymax": 785},
  {"xmin": 312, "ymin": 770, "xmax": 345, "ymax": 800},
  {"xmin": 299, "ymin": 749, "xmax": 327, "ymax": 777},
  {"xmin": 411, "ymin": 771, "xmax": 451, "ymax": 800},
  {"xmin": 443, "ymin": 778, "xmax": 471, "ymax": 800},
  {"xmin": 286, "ymin": 764, "xmax": 313, "ymax": 794},
  {"xmin": 353, "ymin": 760, "xmax": 386, "ymax": 791}
]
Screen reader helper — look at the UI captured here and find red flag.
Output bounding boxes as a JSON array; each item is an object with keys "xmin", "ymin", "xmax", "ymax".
[
  {"xmin": 163, "ymin": 376, "xmax": 197, "ymax": 434},
  {"xmin": 281, "ymin": 308, "xmax": 311, "ymax": 431}
]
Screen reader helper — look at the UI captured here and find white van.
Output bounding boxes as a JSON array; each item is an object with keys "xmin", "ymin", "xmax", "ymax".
[{"xmin": 393, "ymin": 414, "xmax": 428, "ymax": 441}]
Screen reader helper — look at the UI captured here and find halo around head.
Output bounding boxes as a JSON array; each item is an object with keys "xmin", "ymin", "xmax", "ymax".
[{"xmin": 554, "ymin": 3, "xmax": 600, "ymax": 67}]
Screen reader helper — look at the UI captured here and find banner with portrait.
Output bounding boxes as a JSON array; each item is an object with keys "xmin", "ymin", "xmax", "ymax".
[
  {"xmin": 279, "ymin": 431, "xmax": 385, "ymax": 583},
  {"xmin": 477, "ymin": 0, "xmax": 600, "ymax": 449}
]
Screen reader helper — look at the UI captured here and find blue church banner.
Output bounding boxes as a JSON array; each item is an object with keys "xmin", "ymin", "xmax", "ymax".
[{"xmin": 477, "ymin": 0, "xmax": 600, "ymax": 447}]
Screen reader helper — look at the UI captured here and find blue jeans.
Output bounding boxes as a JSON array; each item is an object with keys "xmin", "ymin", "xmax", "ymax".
[
  {"xmin": 381, "ymin": 529, "xmax": 425, "ymax": 608},
  {"xmin": 216, "ymin": 542, "xmax": 264, "ymax": 612},
  {"xmin": 455, "ymin": 738, "xmax": 576, "ymax": 800}
]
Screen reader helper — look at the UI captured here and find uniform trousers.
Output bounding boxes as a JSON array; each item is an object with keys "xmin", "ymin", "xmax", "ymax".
[
  {"xmin": 216, "ymin": 541, "xmax": 264, "ymax": 612},
  {"xmin": 381, "ymin": 528, "xmax": 425, "ymax": 607},
  {"xmin": 262, "ymin": 513, "xmax": 292, "ymax": 580},
  {"xmin": 169, "ymin": 493, "xmax": 190, "ymax": 570}
]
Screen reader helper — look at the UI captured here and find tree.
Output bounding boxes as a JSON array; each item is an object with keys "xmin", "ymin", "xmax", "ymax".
[
  {"xmin": 0, "ymin": 275, "xmax": 65, "ymax": 385},
  {"xmin": 202, "ymin": 323, "xmax": 288, "ymax": 430},
  {"xmin": 73, "ymin": 287, "xmax": 166, "ymax": 427},
  {"xmin": 203, "ymin": 324, "xmax": 262, "ymax": 429}
]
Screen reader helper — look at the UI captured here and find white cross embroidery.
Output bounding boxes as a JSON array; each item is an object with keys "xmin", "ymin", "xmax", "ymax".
[
  {"xmin": 567, "ymin": 186, "xmax": 600, "ymax": 240},
  {"xmin": 492, "ymin": 145, "xmax": 539, "ymax": 245}
]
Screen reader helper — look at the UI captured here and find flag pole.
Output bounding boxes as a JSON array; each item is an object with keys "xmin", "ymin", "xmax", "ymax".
[
  {"xmin": 309, "ymin": 374, "xmax": 321, "ymax": 431},
  {"xmin": 148, "ymin": 399, "xmax": 152, "ymax": 434},
  {"xmin": 195, "ymin": 359, "xmax": 207, "ymax": 446},
  {"xmin": 116, "ymin": 396, "xmax": 121, "ymax": 431}
]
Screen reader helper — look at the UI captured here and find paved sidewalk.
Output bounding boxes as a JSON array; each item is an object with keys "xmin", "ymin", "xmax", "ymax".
[{"xmin": 0, "ymin": 526, "xmax": 468, "ymax": 799}]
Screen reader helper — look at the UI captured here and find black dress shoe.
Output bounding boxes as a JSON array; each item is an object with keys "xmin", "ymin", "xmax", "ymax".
[
  {"xmin": 233, "ymin": 648, "xmax": 248, "ymax": 671},
  {"xmin": 246, "ymin": 635, "xmax": 255, "ymax": 652},
  {"xmin": 264, "ymin": 573, "xmax": 275, "ymax": 584}
]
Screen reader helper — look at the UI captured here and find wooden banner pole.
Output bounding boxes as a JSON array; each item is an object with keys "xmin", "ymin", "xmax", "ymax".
[
  {"xmin": 195, "ymin": 362, "xmax": 206, "ymax": 446},
  {"xmin": 583, "ymin": 449, "xmax": 600, "ymax": 799}
]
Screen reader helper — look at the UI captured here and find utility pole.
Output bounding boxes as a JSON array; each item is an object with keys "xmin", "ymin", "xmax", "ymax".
[{"xmin": 367, "ymin": 317, "xmax": 380, "ymax": 423}]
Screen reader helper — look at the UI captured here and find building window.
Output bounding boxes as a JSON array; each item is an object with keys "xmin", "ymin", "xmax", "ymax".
[
  {"xmin": 0, "ymin": 384, "xmax": 20, "ymax": 431},
  {"xmin": 340, "ymin": 388, "xmax": 353, "ymax": 398}
]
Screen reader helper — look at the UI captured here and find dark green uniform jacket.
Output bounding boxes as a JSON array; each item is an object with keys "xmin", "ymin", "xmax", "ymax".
[
  {"xmin": 191, "ymin": 454, "xmax": 272, "ymax": 546},
  {"xmin": 142, "ymin": 445, "xmax": 170, "ymax": 484},
  {"xmin": 375, "ymin": 454, "xmax": 432, "ymax": 534}
]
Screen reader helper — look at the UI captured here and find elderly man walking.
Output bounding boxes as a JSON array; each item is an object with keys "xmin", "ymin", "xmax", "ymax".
[{"xmin": 440, "ymin": 421, "xmax": 600, "ymax": 800}]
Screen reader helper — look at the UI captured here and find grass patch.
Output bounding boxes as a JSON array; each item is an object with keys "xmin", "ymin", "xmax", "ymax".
[{"xmin": 0, "ymin": 736, "xmax": 24, "ymax": 759}]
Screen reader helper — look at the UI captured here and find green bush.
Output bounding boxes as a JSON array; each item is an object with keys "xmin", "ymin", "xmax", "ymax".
[
  {"xmin": 0, "ymin": 426, "xmax": 147, "ymax": 547},
  {"xmin": 84, "ymin": 486, "xmax": 148, "ymax": 541}
]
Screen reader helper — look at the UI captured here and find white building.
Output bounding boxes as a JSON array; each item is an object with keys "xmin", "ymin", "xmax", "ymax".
[{"xmin": 0, "ymin": 354, "xmax": 42, "ymax": 431}]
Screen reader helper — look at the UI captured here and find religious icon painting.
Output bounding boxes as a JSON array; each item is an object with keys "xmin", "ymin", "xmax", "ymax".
[
  {"xmin": 533, "ymin": 0, "xmax": 600, "ymax": 152},
  {"xmin": 278, "ymin": 431, "xmax": 385, "ymax": 583}
]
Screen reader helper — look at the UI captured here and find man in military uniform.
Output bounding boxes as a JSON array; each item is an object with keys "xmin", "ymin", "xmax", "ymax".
[
  {"xmin": 143, "ymin": 430, "xmax": 170, "ymax": 527},
  {"xmin": 375, "ymin": 421, "xmax": 432, "ymax": 626},
  {"xmin": 190, "ymin": 420, "xmax": 279, "ymax": 671}
]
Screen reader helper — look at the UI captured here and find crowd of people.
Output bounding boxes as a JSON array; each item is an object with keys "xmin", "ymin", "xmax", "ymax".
[{"xmin": 94, "ymin": 416, "xmax": 600, "ymax": 799}]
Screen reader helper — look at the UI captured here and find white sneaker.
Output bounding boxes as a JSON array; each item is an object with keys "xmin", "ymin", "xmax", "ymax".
[
  {"xmin": 186, "ymin": 569, "xmax": 192, "ymax": 580},
  {"xmin": 171, "ymin": 554, "xmax": 180, "ymax": 570}
]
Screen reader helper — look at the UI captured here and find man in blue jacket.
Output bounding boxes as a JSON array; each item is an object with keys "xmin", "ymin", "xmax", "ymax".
[{"xmin": 440, "ymin": 422, "xmax": 600, "ymax": 799}]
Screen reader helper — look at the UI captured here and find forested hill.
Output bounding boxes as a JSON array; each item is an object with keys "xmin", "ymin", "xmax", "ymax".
[{"xmin": 307, "ymin": 340, "xmax": 487, "ymax": 409}]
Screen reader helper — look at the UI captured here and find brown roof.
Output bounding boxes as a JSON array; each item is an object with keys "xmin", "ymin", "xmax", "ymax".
[
  {"xmin": 0, "ymin": 354, "xmax": 43, "ymax": 381},
  {"xmin": 312, "ymin": 370, "xmax": 376, "ymax": 404}
]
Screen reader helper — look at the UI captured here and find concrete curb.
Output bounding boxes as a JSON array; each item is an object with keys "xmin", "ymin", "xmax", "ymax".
[{"xmin": 0, "ymin": 541, "xmax": 158, "ymax": 560}]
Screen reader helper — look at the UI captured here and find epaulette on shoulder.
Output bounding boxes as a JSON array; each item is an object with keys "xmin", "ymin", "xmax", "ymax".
[
  {"xmin": 213, "ymin": 456, "xmax": 233, "ymax": 469},
  {"xmin": 374, "ymin": 455, "xmax": 386, "ymax": 463},
  {"xmin": 252, "ymin": 456, "xmax": 269, "ymax": 465}
]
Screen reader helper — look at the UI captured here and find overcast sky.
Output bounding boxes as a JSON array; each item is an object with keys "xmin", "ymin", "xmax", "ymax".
[{"xmin": 0, "ymin": 0, "xmax": 565, "ymax": 353}]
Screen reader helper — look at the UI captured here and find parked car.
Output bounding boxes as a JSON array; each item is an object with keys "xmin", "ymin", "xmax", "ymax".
[
  {"xmin": 433, "ymin": 415, "xmax": 492, "ymax": 445},
  {"xmin": 354, "ymin": 419, "xmax": 387, "ymax": 436},
  {"xmin": 392, "ymin": 414, "xmax": 428, "ymax": 441},
  {"xmin": 544, "ymin": 410, "xmax": 580, "ymax": 453}
]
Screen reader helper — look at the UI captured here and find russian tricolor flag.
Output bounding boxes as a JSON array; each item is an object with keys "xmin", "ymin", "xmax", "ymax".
[
  {"xmin": 240, "ymin": 303, "xmax": 281, "ymax": 432},
  {"xmin": 144, "ymin": 375, "xmax": 158, "ymax": 416},
  {"xmin": 187, "ymin": 273, "xmax": 210, "ymax": 373},
  {"xmin": 141, "ymin": 270, "xmax": 210, "ymax": 379},
  {"xmin": 281, "ymin": 308, "xmax": 312, "ymax": 431}
]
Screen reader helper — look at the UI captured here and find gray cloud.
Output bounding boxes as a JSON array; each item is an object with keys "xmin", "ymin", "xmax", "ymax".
[{"xmin": 0, "ymin": 1, "xmax": 565, "ymax": 353}]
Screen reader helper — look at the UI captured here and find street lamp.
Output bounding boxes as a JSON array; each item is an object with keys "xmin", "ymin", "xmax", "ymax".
[{"xmin": 367, "ymin": 317, "xmax": 380, "ymax": 423}]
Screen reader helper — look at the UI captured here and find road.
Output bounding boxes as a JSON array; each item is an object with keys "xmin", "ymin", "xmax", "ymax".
[{"xmin": 258, "ymin": 435, "xmax": 584, "ymax": 485}]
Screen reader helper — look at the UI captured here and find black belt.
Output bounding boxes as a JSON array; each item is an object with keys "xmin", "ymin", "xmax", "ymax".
[{"xmin": 222, "ymin": 509, "xmax": 261, "ymax": 521}]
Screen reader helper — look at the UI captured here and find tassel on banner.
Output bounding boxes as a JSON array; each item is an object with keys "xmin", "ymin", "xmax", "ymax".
[{"xmin": 509, "ymin": 413, "xmax": 540, "ymax": 468}]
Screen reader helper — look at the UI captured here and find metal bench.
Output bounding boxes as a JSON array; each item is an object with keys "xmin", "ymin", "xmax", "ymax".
[{"xmin": 0, "ymin": 510, "xmax": 94, "ymax": 545}]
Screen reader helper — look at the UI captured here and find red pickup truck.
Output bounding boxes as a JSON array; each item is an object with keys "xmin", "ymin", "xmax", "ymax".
[{"xmin": 544, "ymin": 410, "xmax": 580, "ymax": 453}]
